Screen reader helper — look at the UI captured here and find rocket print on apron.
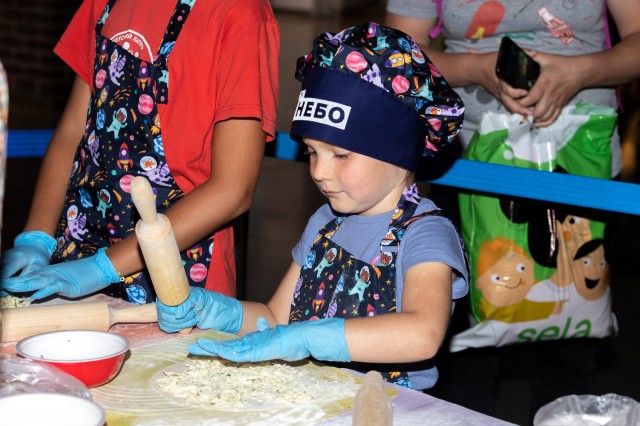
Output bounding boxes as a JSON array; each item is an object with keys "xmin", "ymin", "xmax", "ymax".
[{"xmin": 51, "ymin": 0, "xmax": 214, "ymax": 304}]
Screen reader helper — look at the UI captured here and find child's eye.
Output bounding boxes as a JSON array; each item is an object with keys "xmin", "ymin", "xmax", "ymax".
[
  {"xmin": 302, "ymin": 149, "xmax": 316, "ymax": 157},
  {"xmin": 333, "ymin": 149, "xmax": 350, "ymax": 159}
]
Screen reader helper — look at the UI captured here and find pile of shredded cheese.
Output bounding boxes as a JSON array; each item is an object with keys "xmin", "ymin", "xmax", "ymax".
[
  {"xmin": 156, "ymin": 358, "xmax": 357, "ymax": 409},
  {"xmin": 0, "ymin": 295, "xmax": 31, "ymax": 309}
]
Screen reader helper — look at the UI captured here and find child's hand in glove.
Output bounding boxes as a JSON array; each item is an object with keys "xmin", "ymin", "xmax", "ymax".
[
  {"xmin": 0, "ymin": 248, "xmax": 120, "ymax": 300},
  {"xmin": 187, "ymin": 317, "xmax": 350, "ymax": 363}
]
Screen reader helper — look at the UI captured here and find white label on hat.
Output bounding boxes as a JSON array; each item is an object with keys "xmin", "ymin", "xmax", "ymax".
[{"xmin": 293, "ymin": 90, "xmax": 351, "ymax": 130}]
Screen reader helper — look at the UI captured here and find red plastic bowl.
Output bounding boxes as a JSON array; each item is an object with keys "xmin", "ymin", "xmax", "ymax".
[{"xmin": 16, "ymin": 330, "xmax": 130, "ymax": 388}]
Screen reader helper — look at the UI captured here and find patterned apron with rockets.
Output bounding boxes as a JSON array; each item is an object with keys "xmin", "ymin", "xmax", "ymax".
[
  {"xmin": 51, "ymin": 0, "xmax": 214, "ymax": 304},
  {"xmin": 290, "ymin": 183, "xmax": 455, "ymax": 388}
]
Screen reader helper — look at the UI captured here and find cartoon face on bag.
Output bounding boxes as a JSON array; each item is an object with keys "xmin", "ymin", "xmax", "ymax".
[
  {"xmin": 476, "ymin": 237, "xmax": 535, "ymax": 307},
  {"xmin": 559, "ymin": 215, "xmax": 592, "ymax": 253},
  {"xmin": 570, "ymin": 239, "xmax": 609, "ymax": 301}
]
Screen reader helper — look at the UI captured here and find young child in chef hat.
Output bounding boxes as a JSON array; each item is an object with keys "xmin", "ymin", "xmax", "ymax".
[{"xmin": 157, "ymin": 22, "xmax": 469, "ymax": 391}]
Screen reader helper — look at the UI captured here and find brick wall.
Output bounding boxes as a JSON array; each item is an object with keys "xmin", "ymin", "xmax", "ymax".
[{"xmin": 0, "ymin": 0, "xmax": 80, "ymax": 109}]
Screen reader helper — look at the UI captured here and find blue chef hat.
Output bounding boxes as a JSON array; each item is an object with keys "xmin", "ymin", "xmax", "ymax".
[{"xmin": 290, "ymin": 22, "xmax": 465, "ymax": 171}]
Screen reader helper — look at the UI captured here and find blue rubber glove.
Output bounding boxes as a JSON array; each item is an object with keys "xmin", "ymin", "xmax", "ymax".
[
  {"xmin": 156, "ymin": 287, "xmax": 243, "ymax": 334},
  {"xmin": 1, "ymin": 231, "xmax": 57, "ymax": 279},
  {"xmin": 188, "ymin": 317, "xmax": 350, "ymax": 363},
  {"xmin": 0, "ymin": 248, "xmax": 120, "ymax": 300}
]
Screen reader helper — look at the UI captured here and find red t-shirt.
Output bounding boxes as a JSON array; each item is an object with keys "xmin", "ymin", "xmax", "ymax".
[{"xmin": 54, "ymin": 0, "xmax": 280, "ymax": 295}]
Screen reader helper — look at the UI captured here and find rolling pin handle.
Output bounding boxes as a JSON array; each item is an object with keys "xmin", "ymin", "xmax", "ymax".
[{"xmin": 131, "ymin": 176, "xmax": 159, "ymax": 225}]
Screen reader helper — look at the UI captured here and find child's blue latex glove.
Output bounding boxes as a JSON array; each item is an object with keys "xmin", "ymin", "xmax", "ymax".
[
  {"xmin": 188, "ymin": 317, "xmax": 350, "ymax": 363},
  {"xmin": 0, "ymin": 248, "xmax": 120, "ymax": 300},
  {"xmin": 156, "ymin": 287, "xmax": 243, "ymax": 334},
  {"xmin": 1, "ymin": 231, "xmax": 57, "ymax": 279}
]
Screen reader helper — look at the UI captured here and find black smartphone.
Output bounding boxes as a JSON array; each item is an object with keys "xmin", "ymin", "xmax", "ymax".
[{"xmin": 495, "ymin": 36, "xmax": 540, "ymax": 90}]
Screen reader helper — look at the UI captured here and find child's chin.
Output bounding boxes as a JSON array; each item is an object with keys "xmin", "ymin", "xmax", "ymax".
[
  {"xmin": 330, "ymin": 206, "xmax": 362, "ymax": 216},
  {"xmin": 328, "ymin": 201, "xmax": 351, "ymax": 214}
]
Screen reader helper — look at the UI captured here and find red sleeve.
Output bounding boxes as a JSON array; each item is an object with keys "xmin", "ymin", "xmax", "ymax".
[
  {"xmin": 213, "ymin": 4, "xmax": 280, "ymax": 141},
  {"xmin": 161, "ymin": 0, "xmax": 280, "ymax": 193}
]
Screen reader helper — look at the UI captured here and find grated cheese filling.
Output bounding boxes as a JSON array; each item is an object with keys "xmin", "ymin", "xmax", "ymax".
[
  {"xmin": 156, "ymin": 358, "xmax": 358, "ymax": 409},
  {"xmin": 0, "ymin": 295, "xmax": 31, "ymax": 309}
]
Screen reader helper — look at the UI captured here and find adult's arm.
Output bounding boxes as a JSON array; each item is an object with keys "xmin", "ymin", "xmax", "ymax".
[{"xmin": 517, "ymin": 0, "xmax": 640, "ymax": 126}]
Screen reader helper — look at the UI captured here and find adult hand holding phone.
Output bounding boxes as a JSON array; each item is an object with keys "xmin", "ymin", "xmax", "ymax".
[
  {"xmin": 510, "ymin": 51, "xmax": 586, "ymax": 127},
  {"xmin": 495, "ymin": 36, "xmax": 540, "ymax": 90},
  {"xmin": 494, "ymin": 36, "xmax": 547, "ymax": 120}
]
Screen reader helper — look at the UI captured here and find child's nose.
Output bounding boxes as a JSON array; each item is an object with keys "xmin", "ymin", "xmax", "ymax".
[{"xmin": 311, "ymin": 158, "xmax": 330, "ymax": 182}]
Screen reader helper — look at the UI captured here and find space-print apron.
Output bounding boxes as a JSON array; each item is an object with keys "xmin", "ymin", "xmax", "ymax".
[
  {"xmin": 290, "ymin": 183, "xmax": 449, "ymax": 388},
  {"xmin": 51, "ymin": 0, "xmax": 214, "ymax": 304}
]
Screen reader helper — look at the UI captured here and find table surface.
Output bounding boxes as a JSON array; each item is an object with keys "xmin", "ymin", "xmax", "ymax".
[{"xmin": 0, "ymin": 295, "xmax": 516, "ymax": 425}]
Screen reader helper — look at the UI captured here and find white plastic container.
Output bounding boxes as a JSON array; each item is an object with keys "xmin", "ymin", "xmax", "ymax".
[{"xmin": 0, "ymin": 393, "xmax": 105, "ymax": 426}]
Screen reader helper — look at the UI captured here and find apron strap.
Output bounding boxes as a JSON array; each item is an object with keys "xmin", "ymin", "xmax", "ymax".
[{"xmin": 153, "ymin": 0, "xmax": 197, "ymax": 104}]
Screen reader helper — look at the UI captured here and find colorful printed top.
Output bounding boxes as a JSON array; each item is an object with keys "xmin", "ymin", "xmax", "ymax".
[{"xmin": 292, "ymin": 187, "xmax": 469, "ymax": 390}]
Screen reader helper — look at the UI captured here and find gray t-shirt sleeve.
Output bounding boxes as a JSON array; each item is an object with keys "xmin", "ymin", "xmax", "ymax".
[
  {"xmin": 290, "ymin": 201, "xmax": 468, "ymax": 391},
  {"xmin": 396, "ymin": 214, "xmax": 469, "ymax": 303},
  {"xmin": 386, "ymin": 0, "xmax": 437, "ymax": 19}
]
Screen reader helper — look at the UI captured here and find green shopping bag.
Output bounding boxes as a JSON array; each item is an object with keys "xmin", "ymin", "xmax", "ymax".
[{"xmin": 451, "ymin": 104, "xmax": 618, "ymax": 352}]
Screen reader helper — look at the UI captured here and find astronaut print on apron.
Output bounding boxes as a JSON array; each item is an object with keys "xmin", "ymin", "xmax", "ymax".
[
  {"xmin": 290, "ymin": 183, "xmax": 449, "ymax": 388},
  {"xmin": 51, "ymin": 0, "xmax": 214, "ymax": 304}
]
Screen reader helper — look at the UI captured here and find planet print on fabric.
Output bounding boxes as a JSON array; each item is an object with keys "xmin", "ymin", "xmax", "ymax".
[
  {"xmin": 427, "ymin": 118, "xmax": 442, "ymax": 131},
  {"xmin": 428, "ymin": 63, "xmax": 442, "ymax": 78},
  {"xmin": 138, "ymin": 94, "xmax": 154, "ymax": 115},
  {"xmin": 96, "ymin": 109, "xmax": 106, "ymax": 130},
  {"xmin": 126, "ymin": 285, "xmax": 147, "ymax": 305},
  {"xmin": 79, "ymin": 189, "xmax": 93, "ymax": 208},
  {"xmin": 95, "ymin": 69, "xmax": 107, "ymax": 89},
  {"xmin": 398, "ymin": 37, "xmax": 411, "ymax": 53},
  {"xmin": 119, "ymin": 174, "xmax": 135, "ymax": 193},
  {"xmin": 153, "ymin": 136, "xmax": 164, "ymax": 156},
  {"xmin": 189, "ymin": 263, "xmax": 207, "ymax": 283},
  {"xmin": 304, "ymin": 251, "xmax": 316, "ymax": 269},
  {"xmin": 392, "ymin": 75, "xmax": 410, "ymax": 94},
  {"xmin": 345, "ymin": 51, "xmax": 368, "ymax": 72}
]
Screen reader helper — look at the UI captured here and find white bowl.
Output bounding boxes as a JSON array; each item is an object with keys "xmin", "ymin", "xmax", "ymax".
[
  {"xmin": 0, "ymin": 393, "xmax": 105, "ymax": 426},
  {"xmin": 16, "ymin": 330, "xmax": 128, "ymax": 361},
  {"xmin": 16, "ymin": 330, "xmax": 129, "ymax": 387}
]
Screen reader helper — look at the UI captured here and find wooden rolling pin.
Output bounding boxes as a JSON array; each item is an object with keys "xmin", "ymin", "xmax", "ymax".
[
  {"xmin": 130, "ymin": 176, "xmax": 191, "ymax": 332},
  {"xmin": 352, "ymin": 371, "xmax": 393, "ymax": 426},
  {"xmin": 0, "ymin": 302, "xmax": 157, "ymax": 343}
]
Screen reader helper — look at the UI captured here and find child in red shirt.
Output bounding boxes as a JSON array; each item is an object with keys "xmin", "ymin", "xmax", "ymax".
[{"xmin": 1, "ymin": 0, "xmax": 279, "ymax": 303}]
